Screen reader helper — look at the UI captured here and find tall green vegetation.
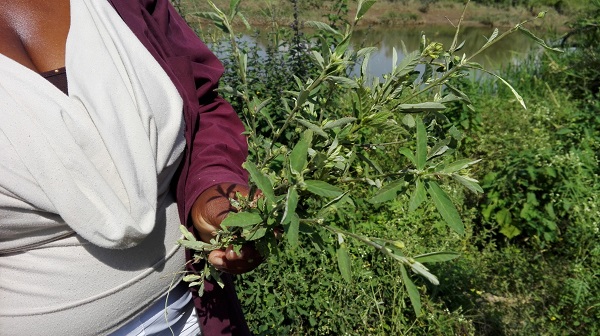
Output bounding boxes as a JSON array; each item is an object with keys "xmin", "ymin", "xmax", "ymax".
[{"xmin": 176, "ymin": 0, "xmax": 599, "ymax": 334}]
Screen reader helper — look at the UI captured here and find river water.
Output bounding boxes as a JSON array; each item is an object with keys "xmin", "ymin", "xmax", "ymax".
[
  {"xmin": 350, "ymin": 25, "xmax": 538, "ymax": 79},
  {"xmin": 207, "ymin": 25, "xmax": 540, "ymax": 80}
]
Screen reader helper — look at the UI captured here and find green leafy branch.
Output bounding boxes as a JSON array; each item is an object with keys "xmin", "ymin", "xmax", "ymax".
[{"xmin": 180, "ymin": 0, "xmax": 555, "ymax": 316}]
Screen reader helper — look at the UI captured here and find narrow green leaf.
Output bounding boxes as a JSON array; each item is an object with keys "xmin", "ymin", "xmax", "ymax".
[
  {"xmin": 452, "ymin": 174, "xmax": 484, "ymax": 194},
  {"xmin": 281, "ymin": 187, "xmax": 299, "ymax": 225},
  {"xmin": 416, "ymin": 117, "xmax": 427, "ymax": 170},
  {"xmin": 289, "ymin": 131, "xmax": 312, "ymax": 174},
  {"xmin": 243, "ymin": 161, "xmax": 275, "ymax": 204},
  {"xmin": 356, "ymin": 151, "xmax": 384, "ymax": 175},
  {"xmin": 334, "ymin": 35, "xmax": 351, "ymax": 57},
  {"xmin": 408, "ymin": 178, "xmax": 427, "ymax": 212},
  {"xmin": 244, "ymin": 226, "xmax": 267, "ymax": 241},
  {"xmin": 294, "ymin": 118, "xmax": 328, "ymax": 138},
  {"xmin": 220, "ymin": 211, "xmax": 263, "ymax": 229},
  {"xmin": 399, "ymin": 147, "xmax": 416, "ymax": 167},
  {"xmin": 319, "ymin": 35, "xmax": 331, "ymax": 61},
  {"xmin": 556, "ymin": 128, "xmax": 572, "ymax": 135},
  {"xmin": 321, "ymin": 191, "xmax": 352, "ymax": 213},
  {"xmin": 369, "ymin": 179, "xmax": 405, "ymax": 204},
  {"xmin": 177, "ymin": 238, "xmax": 214, "ymax": 251},
  {"xmin": 518, "ymin": 26, "xmax": 563, "ymax": 53},
  {"xmin": 437, "ymin": 93, "xmax": 461, "ymax": 104},
  {"xmin": 252, "ymin": 98, "xmax": 272, "ymax": 114},
  {"xmin": 229, "ymin": 0, "xmax": 241, "ymax": 16},
  {"xmin": 207, "ymin": 0, "xmax": 226, "ymax": 16},
  {"xmin": 305, "ymin": 180, "xmax": 344, "ymax": 198},
  {"xmin": 179, "ymin": 224, "xmax": 197, "ymax": 242},
  {"xmin": 427, "ymin": 181, "xmax": 464, "ymax": 234},
  {"xmin": 285, "ymin": 213, "xmax": 300, "ymax": 247},
  {"xmin": 427, "ymin": 139, "xmax": 450, "ymax": 160},
  {"xmin": 337, "ymin": 243, "xmax": 352, "ymax": 283},
  {"xmin": 217, "ymin": 85, "xmax": 243, "ymax": 97},
  {"xmin": 305, "ymin": 21, "xmax": 342, "ymax": 36},
  {"xmin": 209, "ymin": 266, "xmax": 225, "ymax": 288},
  {"xmin": 401, "ymin": 265, "xmax": 422, "ymax": 316},
  {"xmin": 327, "ymin": 76, "xmax": 359, "ymax": 88},
  {"xmin": 545, "ymin": 202, "xmax": 556, "ymax": 219},
  {"xmin": 323, "ymin": 117, "xmax": 358, "ymax": 129},
  {"xmin": 361, "ymin": 50, "xmax": 372, "ymax": 77},
  {"xmin": 438, "ymin": 158, "xmax": 481, "ymax": 174},
  {"xmin": 236, "ymin": 12, "xmax": 251, "ymax": 30},
  {"xmin": 356, "ymin": 47, "xmax": 377, "ymax": 59},
  {"xmin": 296, "ymin": 89, "xmax": 310, "ymax": 107},
  {"xmin": 311, "ymin": 51, "xmax": 325, "ymax": 69},
  {"xmin": 467, "ymin": 61, "xmax": 484, "ymax": 69},
  {"xmin": 410, "ymin": 261, "xmax": 440, "ymax": 285},
  {"xmin": 483, "ymin": 28, "xmax": 499, "ymax": 48},
  {"xmin": 183, "ymin": 274, "xmax": 202, "ymax": 282},
  {"xmin": 327, "ymin": 137, "xmax": 339, "ymax": 156},
  {"xmin": 356, "ymin": 0, "xmax": 376, "ymax": 20},
  {"xmin": 484, "ymin": 71, "xmax": 527, "ymax": 109},
  {"xmin": 193, "ymin": 280, "xmax": 205, "ymax": 294},
  {"xmin": 398, "ymin": 102, "xmax": 446, "ymax": 113},
  {"xmin": 413, "ymin": 251, "xmax": 460, "ymax": 263},
  {"xmin": 446, "ymin": 83, "xmax": 472, "ymax": 104},
  {"xmin": 394, "ymin": 50, "xmax": 420, "ymax": 78},
  {"xmin": 193, "ymin": 11, "xmax": 223, "ymax": 23}
]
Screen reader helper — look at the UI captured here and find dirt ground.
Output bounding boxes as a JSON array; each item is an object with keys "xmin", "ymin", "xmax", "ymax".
[
  {"xmin": 361, "ymin": 1, "xmax": 568, "ymax": 28},
  {"xmin": 180, "ymin": 0, "xmax": 570, "ymax": 30}
]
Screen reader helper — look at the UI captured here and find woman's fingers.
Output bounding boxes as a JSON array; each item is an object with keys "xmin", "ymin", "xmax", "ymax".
[{"xmin": 207, "ymin": 244, "xmax": 263, "ymax": 274}]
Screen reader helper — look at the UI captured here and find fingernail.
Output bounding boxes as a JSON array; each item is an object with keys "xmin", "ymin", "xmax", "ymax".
[
  {"xmin": 228, "ymin": 249, "xmax": 242, "ymax": 259},
  {"xmin": 210, "ymin": 258, "xmax": 224, "ymax": 267}
]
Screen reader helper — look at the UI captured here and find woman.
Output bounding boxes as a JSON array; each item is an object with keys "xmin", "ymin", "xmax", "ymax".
[{"xmin": 0, "ymin": 0, "xmax": 261, "ymax": 334}]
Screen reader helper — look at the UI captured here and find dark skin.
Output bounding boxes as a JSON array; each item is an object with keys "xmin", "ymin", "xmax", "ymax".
[
  {"xmin": 0, "ymin": 0, "xmax": 70, "ymax": 72},
  {"xmin": 0, "ymin": 0, "xmax": 261, "ymax": 274}
]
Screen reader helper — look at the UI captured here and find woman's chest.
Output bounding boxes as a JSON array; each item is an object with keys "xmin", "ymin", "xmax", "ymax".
[{"xmin": 0, "ymin": 0, "xmax": 70, "ymax": 72}]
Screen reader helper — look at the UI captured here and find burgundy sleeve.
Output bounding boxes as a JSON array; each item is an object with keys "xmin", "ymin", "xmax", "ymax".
[
  {"xmin": 108, "ymin": 1, "xmax": 251, "ymax": 335},
  {"xmin": 158, "ymin": 3, "xmax": 250, "ymax": 225},
  {"xmin": 121, "ymin": 0, "xmax": 249, "ymax": 225}
]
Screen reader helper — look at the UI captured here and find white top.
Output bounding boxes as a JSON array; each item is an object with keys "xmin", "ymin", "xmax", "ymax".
[{"xmin": 0, "ymin": 0, "xmax": 188, "ymax": 334}]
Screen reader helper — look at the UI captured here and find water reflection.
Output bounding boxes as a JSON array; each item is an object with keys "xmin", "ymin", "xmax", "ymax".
[
  {"xmin": 351, "ymin": 26, "xmax": 537, "ymax": 79},
  {"xmin": 207, "ymin": 25, "xmax": 538, "ymax": 80}
]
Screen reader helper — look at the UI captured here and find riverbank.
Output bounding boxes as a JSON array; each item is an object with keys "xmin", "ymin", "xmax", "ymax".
[{"xmin": 178, "ymin": 0, "xmax": 573, "ymax": 30}]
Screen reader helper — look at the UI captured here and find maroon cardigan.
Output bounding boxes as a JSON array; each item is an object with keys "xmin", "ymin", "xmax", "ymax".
[{"xmin": 107, "ymin": 1, "xmax": 251, "ymax": 335}]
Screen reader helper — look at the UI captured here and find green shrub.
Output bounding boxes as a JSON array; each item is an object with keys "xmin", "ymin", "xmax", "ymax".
[
  {"xmin": 542, "ymin": 0, "xmax": 600, "ymax": 98},
  {"xmin": 176, "ymin": 0, "xmax": 600, "ymax": 334},
  {"xmin": 237, "ymin": 193, "xmax": 477, "ymax": 335}
]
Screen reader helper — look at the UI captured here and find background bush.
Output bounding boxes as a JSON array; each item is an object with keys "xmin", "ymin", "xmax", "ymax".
[{"xmin": 179, "ymin": 0, "xmax": 600, "ymax": 334}]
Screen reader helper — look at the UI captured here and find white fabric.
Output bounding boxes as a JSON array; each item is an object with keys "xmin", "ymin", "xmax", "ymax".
[
  {"xmin": 0, "ymin": 0, "xmax": 191, "ymax": 334},
  {"xmin": 0, "ymin": 0, "xmax": 185, "ymax": 251},
  {"xmin": 111, "ymin": 282, "xmax": 201, "ymax": 336}
]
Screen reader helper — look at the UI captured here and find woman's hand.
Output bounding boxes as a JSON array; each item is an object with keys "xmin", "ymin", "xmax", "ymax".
[{"xmin": 190, "ymin": 183, "xmax": 263, "ymax": 274}]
